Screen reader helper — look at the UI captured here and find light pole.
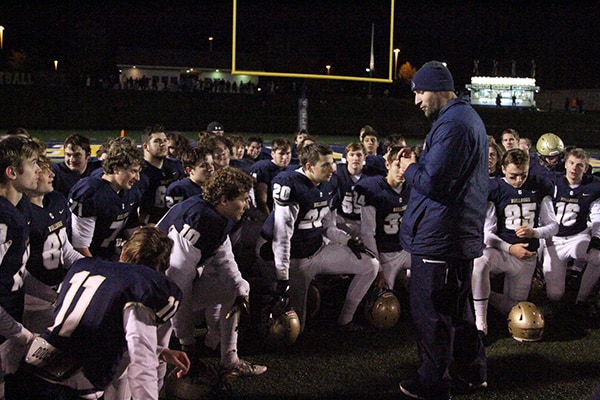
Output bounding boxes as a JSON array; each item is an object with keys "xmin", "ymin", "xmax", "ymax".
[
  {"xmin": 393, "ymin": 48, "xmax": 400, "ymax": 80},
  {"xmin": 208, "ymin": 36, "xmax": 213, "ymax": 52},
  {"xmin": 0, "ymin": 26, "xmax": 4, "ymax": 50},
  {"xmin": 54, "ymin": 60, "xmax": 58, "ymax": 71},
  {"xmin": 325, "ymin": 65, "xmax": 331, "ymax": 75}
]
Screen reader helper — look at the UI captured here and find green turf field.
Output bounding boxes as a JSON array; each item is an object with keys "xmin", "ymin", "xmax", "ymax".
[{"xmin": 160, "ymin": 278, "xmax": 600, "ymax": 400}]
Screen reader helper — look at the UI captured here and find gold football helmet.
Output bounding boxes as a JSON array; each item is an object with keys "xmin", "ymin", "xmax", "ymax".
[
  {"xmin": 536, "ymin": 133, "xmax": 564, "ymax": 157},
  {"xmin": 364, "ymin": 289, "xmax": 401, "ymax": 330},
  {"xmin": 507, "ymin": 301, "xmax": 545, "ymax": 342}
]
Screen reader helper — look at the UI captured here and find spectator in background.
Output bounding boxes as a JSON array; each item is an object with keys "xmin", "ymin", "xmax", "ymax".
[{"xmin": 52, "ymin": 134, "xmax": 102, "ymax": 198}]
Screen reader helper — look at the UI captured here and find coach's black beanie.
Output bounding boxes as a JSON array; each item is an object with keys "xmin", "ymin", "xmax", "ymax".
[{"xmin": 411, "ymin": 61, "xmax": 455, "ymax": 92}]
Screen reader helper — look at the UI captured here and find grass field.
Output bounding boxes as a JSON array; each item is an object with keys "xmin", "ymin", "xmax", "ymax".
[{"xmin": 161, "ymin": 277, "xmax": 600, "ymax": 400}]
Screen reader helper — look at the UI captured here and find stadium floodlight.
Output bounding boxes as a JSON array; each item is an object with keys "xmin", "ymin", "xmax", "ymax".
[{"xmin": 231, "ymin": 0, "xmax": 396, "ymax": 83}]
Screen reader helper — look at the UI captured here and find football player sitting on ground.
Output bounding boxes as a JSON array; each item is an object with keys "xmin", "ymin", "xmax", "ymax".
[
  {"xmin": 355, "ymin": 145, "xmax": 411, "ymax": 290},
  {"xmin": 472, "ymin": 149, "xmax": 558, "ymax": 336},
  {"xmin": 69, "ymin": 137, "xmax": 143, "ymax": 260},
  {"xmin": 250, "ymin": 138, "xmax": 292, "ymax": 216},
  {"xmin": 16, "ymin": 227, "xmax": 189, "ymax": 400},
  {"xmin": 263, "ymin": 143, "xmax": 379, "ymax": 332},
  {"xmin": 22, "ymin": 147, "xmax": 84, "ymax": 334},
  {"xmin": 542, "ymin": 148, "xmax": 600, "ymax": 309},
  {"xmin": 157, "ymin": 167, "xmax": 267, "ymax": 379},
  {"xmin": 165, "ymin": 146, "xmax": 215, "ymax": 208}
]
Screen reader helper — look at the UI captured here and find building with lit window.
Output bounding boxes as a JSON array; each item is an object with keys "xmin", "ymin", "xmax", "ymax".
[
  {"xmin": 115, "ymin": 47, "xmax": 260, "ymax": 91},
  {"xmin": 466, "ymin": 76, "xmax": 540, "ymax": 108}
]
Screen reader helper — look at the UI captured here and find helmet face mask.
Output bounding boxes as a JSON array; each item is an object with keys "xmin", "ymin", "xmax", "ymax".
[
  {"xmin": 259, "ymin": 296, "xmax": 301, "ymax": 346},
  {"xmin": 364, "ymin": 289, "xmax": 401, "ymax": 329},
  {"xmin": 507, "ymin": 301, "xmax": 545, "ymax": 342}
]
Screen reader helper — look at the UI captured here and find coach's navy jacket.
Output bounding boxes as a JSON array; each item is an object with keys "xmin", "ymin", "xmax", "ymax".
[{"xmin": 400, "ymin": 97, "xmax": 488, "ymax": 260}]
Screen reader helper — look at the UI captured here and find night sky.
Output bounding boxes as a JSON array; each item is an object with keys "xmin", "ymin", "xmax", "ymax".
[{"xmin": 2, "ymin": 1, "xmax": 599, "ymax": 90}]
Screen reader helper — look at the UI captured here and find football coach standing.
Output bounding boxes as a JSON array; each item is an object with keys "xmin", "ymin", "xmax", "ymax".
[{"xmin": 398, "ymin": 61, "xmax": 488, "ymax": 400}]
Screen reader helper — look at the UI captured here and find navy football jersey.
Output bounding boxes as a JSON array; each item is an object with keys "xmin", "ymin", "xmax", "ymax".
[
  {"xmin": 165, "ymin": 177, "xmax": 203, "ymax": 208},
  {"xmin": 139, "ymin": 158, "xmax": 185, "ymax": 224},
  {"xmin": 42, "ymin": 258, "xmax": 181, "ymax": 390},
  {"xmin": 362, "ymin": 154, "xmax": 387, "ymax": 177},
  {"xmin": 26, "ymin": 191, "xmax": 72, "ymax": 286},
  {"xmin": 0, "ymin": 196, "xmax": 31, "ymax": 322},
  {"xmin": 250, "ymin": 160, "xmax": 286, "ymax": 211},
  {"xmin": 51, "ymin": 160, "xmax": 103, "ymax": 199},
  {"xmin": 229, "ymin": 158, "xmax": 254, "ymax": 174},
  {"xmin": 332, "ymin": 164, "xmax": 365, "ymax": 221},
  {"xmin": 487, "ymin": 174, "xmax": 554, "ymax": 251},
  {"xmin": 355, "ymin": 175, "xmax": 410, "ymax": 253},
  {"xmin": 69, "ymin": 177, "xmax": 141, "ymax": 259},
  {"xmin": 268, "ymin": 170, "xmax": 336, "ymax": 258},
  {"xmin": 551, "ymin": 174, "xmax": 600, "ymax": 237},
  {"xmin": 157, "ymin": 196, "xmax": 235, "ymax": 263}
]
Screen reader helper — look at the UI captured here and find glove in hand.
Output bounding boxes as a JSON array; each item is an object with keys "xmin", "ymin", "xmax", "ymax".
[{"xmin": 347, "ymin": 238, "xmax": 376, "ymax": 259}]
